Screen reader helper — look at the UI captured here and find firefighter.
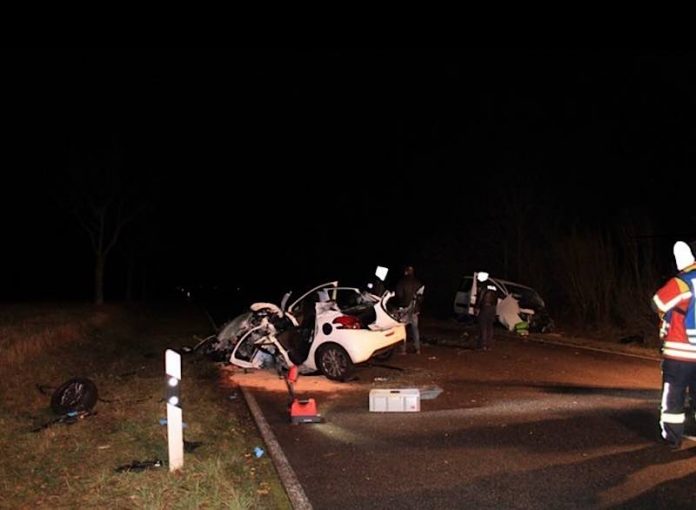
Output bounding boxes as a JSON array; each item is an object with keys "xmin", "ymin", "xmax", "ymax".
[{"xmin": 652, "ymin": 241, "xmax": 696, "ymax": 449}]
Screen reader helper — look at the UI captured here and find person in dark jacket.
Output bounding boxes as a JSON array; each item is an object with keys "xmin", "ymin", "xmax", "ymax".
[
  {"xmin": 475, "ymin": 272, "xmax": 499, "ymax": 351},
  {"xmin": 368, "ymin": 277, "xmax": 386, "ymax": 296},
  {"xmin": 395, "ymin": 265, "xmax": 424, "ymax": 354}
]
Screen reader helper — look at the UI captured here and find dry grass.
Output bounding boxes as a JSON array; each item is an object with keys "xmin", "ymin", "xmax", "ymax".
[
  {"xmin": 0, "ymin": 303, "xmax": 291, "ymax": 510},
  {"xmin": 0, "ymin": 304, "xmax": 110, "ymax": 368}
]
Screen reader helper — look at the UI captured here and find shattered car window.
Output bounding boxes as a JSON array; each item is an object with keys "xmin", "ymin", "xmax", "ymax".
[
  {"xmin": 458, "ymin": 277, "xmax": 473, "ymax": 293},
  {"xmin": 331, "ymin": 289, "xmax": 360, "ymax": 308}
]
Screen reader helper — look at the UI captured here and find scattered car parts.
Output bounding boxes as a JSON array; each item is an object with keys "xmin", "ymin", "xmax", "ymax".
[{"xmin": 50, "ymin": 377, "xmax": 99, "ymax": 415}]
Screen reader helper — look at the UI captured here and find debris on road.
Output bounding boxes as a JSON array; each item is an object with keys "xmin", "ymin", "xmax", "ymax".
[
  {"xmin": 115, "ymin": 459, "xmax": 164, "ymax": 473},
  {"xmin": 419, "ymin": 386, "xmax": 443, "ymax": 400}
]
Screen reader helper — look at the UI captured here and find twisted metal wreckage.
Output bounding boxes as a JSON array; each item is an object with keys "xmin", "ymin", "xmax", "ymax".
[{"xmin": 199, "ymin": 280, "xmax": 412, "ymax": 382}]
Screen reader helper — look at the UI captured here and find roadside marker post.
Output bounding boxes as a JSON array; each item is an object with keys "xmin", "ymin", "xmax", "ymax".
[{"xmin": 165, "ymin": 349, "xmax": 184, "ymax": 472}]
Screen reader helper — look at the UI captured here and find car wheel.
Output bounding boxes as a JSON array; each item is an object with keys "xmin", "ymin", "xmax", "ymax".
[
  {"xmin": 50, "ymin": 377, "xmax": 98, "ymax": 415},
  {"xmin": 316, "ymin": 344, "xmax": 354, "ymax": 382}
]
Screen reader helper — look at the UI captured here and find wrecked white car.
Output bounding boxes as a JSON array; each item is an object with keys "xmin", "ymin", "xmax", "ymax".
[
  {"xmin": 453, "ymin": 274, "xmax": 554, "ymax": 333},
  {"xmin": 210, "ymin": 282, "xmax": 407, "ymax": 381}
]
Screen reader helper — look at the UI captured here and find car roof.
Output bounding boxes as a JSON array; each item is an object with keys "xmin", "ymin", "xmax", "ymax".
[
  {"xmin": 496, "ymin": 279, "xmax": 534, "ymax": 291},
  {"xmin": 462, "ymin": 275, "xmax": 535, "ymax": 292}
]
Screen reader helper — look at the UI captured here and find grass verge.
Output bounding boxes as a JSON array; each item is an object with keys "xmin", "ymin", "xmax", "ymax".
[{"xmin": 0, "ymin": 303, "xmax": 291, "ymax": 510}]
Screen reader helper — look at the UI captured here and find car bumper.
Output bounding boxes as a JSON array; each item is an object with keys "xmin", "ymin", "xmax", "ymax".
[
  {"xmin": 305, "ymin": 324, "xmax": 405, "ymax": 366},
  {"xmin": 344, "ymin": 324, "xmax": 406, "ymax": 363}
]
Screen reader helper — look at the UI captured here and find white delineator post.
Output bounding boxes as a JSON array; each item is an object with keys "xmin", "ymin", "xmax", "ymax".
[{"xmin": 165, "ymin": 349, "xmax": 184, "ymax": 472}]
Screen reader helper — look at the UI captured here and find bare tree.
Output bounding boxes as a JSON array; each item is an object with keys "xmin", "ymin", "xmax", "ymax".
[
  {"xmin": 62, "ymin": 135, "xmax": 146, "ymax": 304},
  {"xmin": 76, "ymin": 196, "xmax": 142, "ymax": 304}
]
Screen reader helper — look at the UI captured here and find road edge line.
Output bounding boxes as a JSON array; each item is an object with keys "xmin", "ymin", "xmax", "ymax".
[{"xmin": 240, "ymin": 385, "xmax": 313, "ymax": 510}]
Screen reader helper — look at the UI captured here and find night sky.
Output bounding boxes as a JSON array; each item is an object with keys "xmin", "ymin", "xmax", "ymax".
[{"xmin": 3, "ymin": 49, "xmax": 696, "ymax": 307}]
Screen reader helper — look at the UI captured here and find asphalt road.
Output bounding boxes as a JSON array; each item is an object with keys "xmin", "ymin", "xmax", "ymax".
[{"xmin": 232, "ymin": 324, "xmax": 696, "ymax": 510}]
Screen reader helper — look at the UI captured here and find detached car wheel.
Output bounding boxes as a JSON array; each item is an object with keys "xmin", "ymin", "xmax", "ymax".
[
  {"xmin": 50, "ymin": 377, "xmax": 98, "ymax": 415},
  {"xmin": 316, "ymin": 344, "xmax": 354, "ymax": 382}
]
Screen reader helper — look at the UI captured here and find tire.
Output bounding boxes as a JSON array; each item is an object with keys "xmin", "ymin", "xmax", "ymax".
[
  {"xmin": 50, "ymin": 377, "xmax": 98, "ymax": 415},
  {"xmin": 372, "ymin": 346, "xmax": 396, "ymax": 362},
  {"xmin": 316, "ymin": 344, "xmax": 354, "ymax": 382}
]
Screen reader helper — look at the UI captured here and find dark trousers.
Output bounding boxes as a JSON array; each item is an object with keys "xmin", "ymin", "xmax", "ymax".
[
  {"xmin": 660, "ymin": 358, "xmax": 696, "ymax": 446},
  {"xmin": 477, "ymin": 306, "xmax": 496, "ymax": 349}
]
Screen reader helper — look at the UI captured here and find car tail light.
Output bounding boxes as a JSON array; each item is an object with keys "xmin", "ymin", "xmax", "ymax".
[{"xmin": 332, "ymin": 316, "xmax": 362, "ymax": 329}]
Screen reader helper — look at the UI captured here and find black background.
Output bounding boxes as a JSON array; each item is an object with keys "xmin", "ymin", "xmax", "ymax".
[{"xmin": 3, "ymin": 48, "xmax": 695, "ymax": 309}]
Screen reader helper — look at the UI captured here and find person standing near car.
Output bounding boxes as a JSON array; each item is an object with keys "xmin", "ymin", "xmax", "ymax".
[
  {"xmin": 475, "ymin": 272, "xmax": 499, "ymax": 351},
  {"xmin": 652, "ymin": 240, "xmax": 696, "ymax": 450},
  {"xmin": 395, "ymin": 265, "xmax": 424, "ymax": 354},
  {"xmin": 369, "ymin": 277, "xmax": 386, "ymax": 296}
]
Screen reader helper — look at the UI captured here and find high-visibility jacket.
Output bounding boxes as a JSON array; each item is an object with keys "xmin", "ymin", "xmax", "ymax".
[{"xmin": 652, "ymin": 263, "xmax": 696, "ymax": 361}]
